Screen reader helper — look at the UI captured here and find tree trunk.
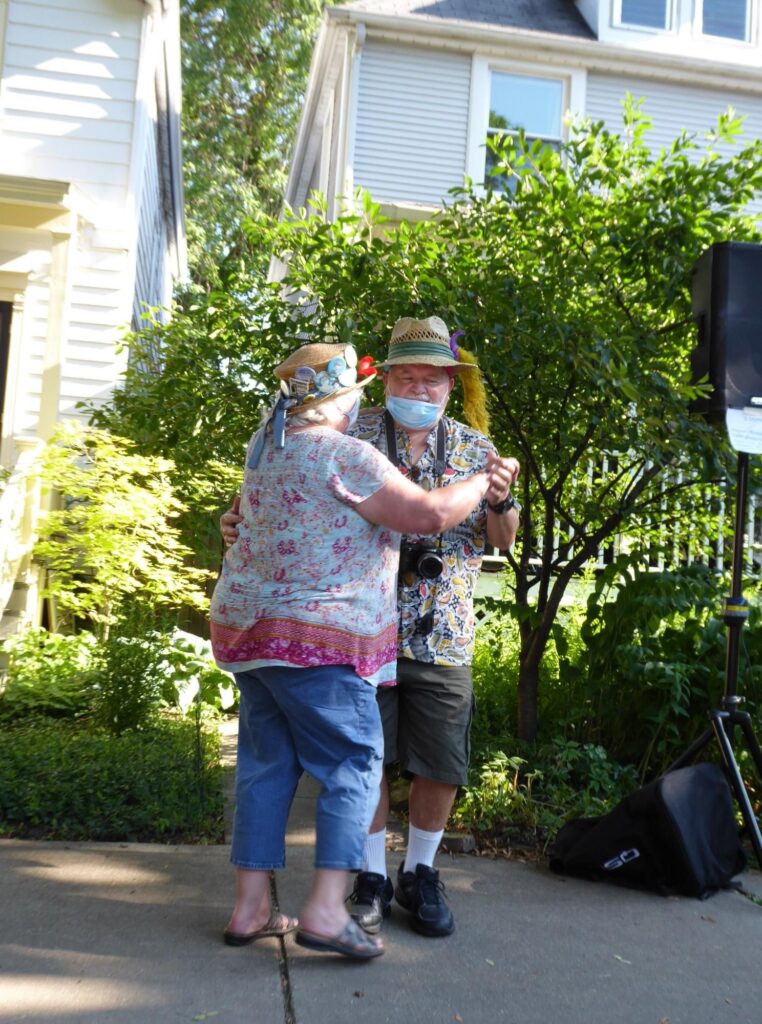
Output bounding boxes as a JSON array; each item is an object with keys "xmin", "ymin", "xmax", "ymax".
[
  {"xmin": 515, "ymin": 572, "xmax": 574, "ymax": 743},
  {"xmin": 517, "ymin": 647, "xmax": 542, "ymax": 743}
]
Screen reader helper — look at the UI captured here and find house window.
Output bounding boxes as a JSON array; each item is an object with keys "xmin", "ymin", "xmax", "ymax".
[
  {"xmin": 485, "ymin": 72, "xmax": 564, "ymax": 181},
  {"xmin": 618, "ymin": 0, "xmax": 669, "ymax": 30},
  {"xmin": 701, "ymin": 0, "xmax": 749, "ymax": 40}
]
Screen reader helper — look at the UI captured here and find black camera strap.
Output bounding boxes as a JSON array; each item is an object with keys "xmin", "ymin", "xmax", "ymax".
[{"xmin": 383, "ymin": 410, "xmax": 447, "ymax": 479}]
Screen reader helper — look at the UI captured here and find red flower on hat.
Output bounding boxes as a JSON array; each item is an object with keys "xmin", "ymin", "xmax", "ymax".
[{"xmin": 357, "ymin": 355, "xmax": 375, "ymax": 376}]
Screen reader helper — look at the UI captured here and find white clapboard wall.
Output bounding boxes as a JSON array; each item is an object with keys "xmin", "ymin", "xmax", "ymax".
[
  {"xmin": 0, "ymin": 0, "xmax": 176, "ymax": 433},
  {"xmin": 353, "ymin": 40, "xmax": 472, "ymax": 206}
]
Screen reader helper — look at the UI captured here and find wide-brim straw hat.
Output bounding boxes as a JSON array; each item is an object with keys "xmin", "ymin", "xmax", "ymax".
[
  {"xmin": 274, "ymin": 342, "xmax": 376, "ymax": 412},
  {"xmin": 384, "ymin": 316, "xmax": 477, "ymax": 372}
]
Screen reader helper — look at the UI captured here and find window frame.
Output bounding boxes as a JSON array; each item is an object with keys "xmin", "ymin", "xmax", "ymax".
[
  {"xmin": 612, "ymin": 0, "xmax": 676, "ymax": 33},
  {"xmin": 466, "ymin": 57, "xmax": 585, "ymax": 191},
  {"xmin": 697, "ymin": 0, "xmax": 753, "ymax": 43}
]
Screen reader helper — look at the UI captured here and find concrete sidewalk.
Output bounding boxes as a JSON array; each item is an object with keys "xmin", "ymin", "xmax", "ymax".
[{"xmin": 1, "ymin": 774, "xmax": 760, "ymax": 1024}]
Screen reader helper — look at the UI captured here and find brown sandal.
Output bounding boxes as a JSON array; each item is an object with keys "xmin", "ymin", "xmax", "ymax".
[
  {"xmin": 223, "ymin": 911, "xmax": 299, "ymax": 946},
  {"xmin": 295, "ymin": 919, "xmax": 384, "ymax": 959}
]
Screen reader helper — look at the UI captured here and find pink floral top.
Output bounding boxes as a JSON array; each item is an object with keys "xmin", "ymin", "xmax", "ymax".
[{"xmin": 210, "ymin": 427, "xmax": 399, "ymax": 686}]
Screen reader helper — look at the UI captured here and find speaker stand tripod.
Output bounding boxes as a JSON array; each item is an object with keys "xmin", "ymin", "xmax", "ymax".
[{"xmin": 667, "ymin": 451, "xmax": 762, "ymax": 871}]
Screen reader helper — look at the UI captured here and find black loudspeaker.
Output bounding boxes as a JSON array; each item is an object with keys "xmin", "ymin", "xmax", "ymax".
[{"xmin": 690, "ymin": 241, "xmax": 762, "ymax": 420}]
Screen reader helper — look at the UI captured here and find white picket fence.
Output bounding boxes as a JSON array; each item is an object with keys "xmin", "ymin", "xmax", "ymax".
[{"xmin": 481, "ymin": 459, "xmax": 762, "ymax": 582}]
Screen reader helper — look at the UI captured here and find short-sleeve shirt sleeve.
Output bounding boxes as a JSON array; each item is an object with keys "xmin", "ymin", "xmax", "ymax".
[{"xmin": 326, "ymin": 433, "xmax": 396, "ymax": 506}]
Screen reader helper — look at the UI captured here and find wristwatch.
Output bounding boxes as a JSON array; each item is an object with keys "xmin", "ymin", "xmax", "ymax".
[{"xmin": 487, "ymin": 493, "xmax": 519, "ymax": 515}]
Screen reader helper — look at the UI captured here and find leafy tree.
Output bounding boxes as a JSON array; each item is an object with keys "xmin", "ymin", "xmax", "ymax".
[
  {"xmin": 86, "ymin": 284, "xmax": 288, "ymax": 574},
  {"xmin": 35, "ymin": 424, "xmax": 211, "ymax": 639},
  {"xmin": 180, "ymin": 0, "xmax": 324, "ymax": 288},
  {"xmin": 92, "ymin": 105, "xmax": 762, "ymax": 739}
]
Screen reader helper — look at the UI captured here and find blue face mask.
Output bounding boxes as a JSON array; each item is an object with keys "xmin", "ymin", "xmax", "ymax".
[
  {"xmin": 344, "ymin": 396, "xmax": 360, "ymax": 428},
  {"xmin": 385, "ymin": 394, "xmax": 442, "ymax": 431}
]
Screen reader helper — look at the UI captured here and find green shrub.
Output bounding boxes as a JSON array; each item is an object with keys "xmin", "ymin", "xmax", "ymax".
[
  {"xmin": 453, "ymin": 741, "xmax": 639, "ymax": 844},
  {"xmin": 462, "ymin": 563, "xmax": 761, "ymax": 846},
  {"xmin": 471, "ymin": 601, "xmax": 586, "ymax": 755},
  {"xmin": 34, "ymin": 423, "xmax": 211, "ymax": 638},
  {"xmin": 565, "ymin": 559, "xmax": 762, "ymax": 776},
  {"xmin": 470, "ymin": 611, "xmax": 521, "ymax": 754},
  {"xmin": 530, "ymin": 739, "xmax": 639, "ymax": 829},
  {"xmin": 93, "ymin": 629, "xmax": 169, "ymax": 734},
  {"xmin": 1, "ymin": 623, "xmax": 236, "ymax": 731},
  {"xmin": 0, "ymin": 629, "xmax": 97, "ymax": 720},
  {"xmin": 0, "ymin": 718, "xmax": 224, "ymax": 842},
  {"xmin": 92, "ymin": 616, "xmax": 236, "ymax": 732},
  {"xmin": 453, "ymin": 752, "xmax": 540, "ymax": 836},
  {"xmin": 157, "ymin": 630, "xmax": 237, "ymax": 715}
]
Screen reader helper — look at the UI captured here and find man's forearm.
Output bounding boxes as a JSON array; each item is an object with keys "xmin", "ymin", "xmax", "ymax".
[{"xmin": 486, "ymin": 506, "xmax": 519, "ymax": 551}]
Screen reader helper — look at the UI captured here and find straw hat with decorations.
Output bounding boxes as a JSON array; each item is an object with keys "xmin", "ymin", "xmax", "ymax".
[
  {"xmin": 383, "ymin": 316, "xmax": 490, "ymax": 435},
  {"xmin": 247, "ymin": 342, "xmax": 376, "ymax": 469},
  {"xmin": 275, "ymin": 342, "xmax": 376, "ymax": 412}
]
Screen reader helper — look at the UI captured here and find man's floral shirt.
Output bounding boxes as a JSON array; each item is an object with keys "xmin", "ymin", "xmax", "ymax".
[{"xmin": 350, "ymin": 409, "xmax": 495, "ymax": 667}]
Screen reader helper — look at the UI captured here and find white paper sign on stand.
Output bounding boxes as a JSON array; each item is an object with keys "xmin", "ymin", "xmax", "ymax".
[{"xmin": 725, "ymin": 407, "xmax": 762, "ymax": 454}]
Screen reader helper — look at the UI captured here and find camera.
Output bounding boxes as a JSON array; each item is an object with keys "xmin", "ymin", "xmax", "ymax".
[{"xmin": 399, "ymin": 540, "xmax": 444, "ymax": 580}]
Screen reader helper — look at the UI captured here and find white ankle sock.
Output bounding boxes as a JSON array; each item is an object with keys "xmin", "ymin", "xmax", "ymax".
[
  {"xmin": 362, "ymin": 828, "xmax": 387, "ymax": 876},
  {"xmin": 404, "ymin": 825, "xmax": 444, "ymax": 873}
]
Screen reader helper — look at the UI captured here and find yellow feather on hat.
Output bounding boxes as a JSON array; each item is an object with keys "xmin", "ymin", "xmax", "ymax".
[{"xmin": 456, "ymin": 346, "xmax": 490, "ymax": 436}]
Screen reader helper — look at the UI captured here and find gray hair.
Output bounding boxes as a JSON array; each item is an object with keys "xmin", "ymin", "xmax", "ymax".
[{"xmin": 284, "ymin": 389, "xmax": 357, "ymax": 429}]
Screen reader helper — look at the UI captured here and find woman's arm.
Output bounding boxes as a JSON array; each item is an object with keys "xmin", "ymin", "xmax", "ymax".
[{"xmin": 355, "ymin": 467, "xmax": 491, "ymax": 535}]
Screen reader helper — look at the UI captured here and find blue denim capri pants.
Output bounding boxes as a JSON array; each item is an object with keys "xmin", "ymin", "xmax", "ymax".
[{"xmin": 231, "ymin": 663, "xmax": 384, "ymax": 871}]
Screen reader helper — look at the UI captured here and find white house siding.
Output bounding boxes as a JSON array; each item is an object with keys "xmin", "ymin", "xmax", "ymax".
[
  {"xmin": 353, "ymin": 40, "xmax": 471, "ymax": 205},
  {"xmin": 3, "ymin": 236, "xmax": 130, "ymax": 434},
  {"xmin": 0, "ymin": 0, "xmax": 176, "ymax": 430},
  {"xmin": 59, "ymin": 242, "xmax": 130, "ymax": 419},
  {"xmin": 132, "ymin": 117, "xmax": 172, "ymax": 330},
  {"xmin": 586, "ymin": 72, "xmax": 762, "ymax": 160},
  {"xmin": 1, "ymin": 0, "xmax": 141, "ymax": 206}
]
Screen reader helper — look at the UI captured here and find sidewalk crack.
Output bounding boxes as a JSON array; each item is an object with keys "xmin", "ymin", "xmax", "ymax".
[{"xmin": 270, "ymin": 874, "xmax": 297, "ymax": 1024}]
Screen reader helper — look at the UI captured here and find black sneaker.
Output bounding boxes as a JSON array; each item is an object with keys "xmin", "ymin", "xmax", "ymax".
[
  {"xmin": 346, "ymin": 871, "xmax": 393, "ymax": 934},
  {"xmin": 395, "ymin": 863, "xmax": 455, "ymax": 937}
]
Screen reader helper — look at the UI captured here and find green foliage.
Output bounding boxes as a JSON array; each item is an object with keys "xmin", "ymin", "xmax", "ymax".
[
  {"xmin": 0, "ymin": 718, "xmax": 223, "ymax": 841},
  {"xmin": 453, "ymin": 752, "xmax": 540, "ymax": 835},
  {"xmin": 85, "ymin": 298, "xmax": 277, "ymax": 575},
  {"xmin": 453, "ymin": 742, "xmax": 638, "ymax": 842},
  {"xmin": 180, "ymin": 0, "xmax": 324, "ymax": 287},
  {"xmin": 470, "ymin": 597, "xmax": 587, "ymax": 753},
  {"xmin": 35, "ymin": 423, "xmax": 211, "ymax": 637},
  {"xmin": 0, "ymin": 625, "xmax": 235, "ymax": 731},
  {"xmin": 92, "ymin": 302, "xmax": 277, "ymax": 476},
  {"xmin": 563, "ymin": 555, "xmax": 762, "ymax": 776},
  {"xmin": 157, "ymin": 631, "xmax": 237, "ymax": 714},
  {"xmin": 462, "ymin": 611, "xmax": 639, "ymax": 841},
  {"xmin": 531, "ymin": 740, "xmax": 639, "ymax": 829},
  {"xmin": 93, "ymin": 620, "xmax": 171, "ymax": 734},
  {"xmin": 0, "ymin": 629, "xmax": 97, "ymax": 720},
  {"xmin": 461, "ymin": 560, "xmax": 762, "ymax": 842},
  {"xmin": 470, "ymin": 607, "xmax": 521, "ymax": 750}
]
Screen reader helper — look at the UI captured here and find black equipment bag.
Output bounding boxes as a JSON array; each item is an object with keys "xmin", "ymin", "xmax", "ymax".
[{"xmin": 549, "ymin": 763, "xmax": 746, "ymax": 899}]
